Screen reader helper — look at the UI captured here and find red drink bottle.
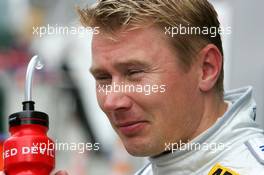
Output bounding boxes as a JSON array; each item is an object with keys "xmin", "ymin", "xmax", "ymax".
[{"xmin": 3, "ymin": 56, "xmax": 55, "ymax": 175}]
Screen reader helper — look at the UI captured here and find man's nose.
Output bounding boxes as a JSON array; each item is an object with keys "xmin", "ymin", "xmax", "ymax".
[{"xmin": 103, "ymin": 91, "xmax": 133, "ymax": 112}]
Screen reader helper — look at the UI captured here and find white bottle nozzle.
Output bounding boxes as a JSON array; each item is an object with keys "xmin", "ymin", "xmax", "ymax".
[{"xmin": 24, "ymin": 55, "xmax": 44, "ymax": 102}]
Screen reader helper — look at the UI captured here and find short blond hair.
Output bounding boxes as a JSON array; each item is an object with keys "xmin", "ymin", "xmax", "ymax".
[{"xmin": 78, "ymin": 0, "xmax": 224, "ymax": 96}]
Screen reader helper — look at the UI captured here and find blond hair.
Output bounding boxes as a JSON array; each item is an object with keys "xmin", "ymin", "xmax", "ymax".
[{"xmin": 78, "ymin": 0, "xmax": 224, "ymax": 96}]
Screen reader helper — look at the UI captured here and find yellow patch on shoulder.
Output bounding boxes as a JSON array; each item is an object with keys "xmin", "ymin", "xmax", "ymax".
[{"xmin": 208, "ymin": 164, "xmax": 239, "ymax": 175}]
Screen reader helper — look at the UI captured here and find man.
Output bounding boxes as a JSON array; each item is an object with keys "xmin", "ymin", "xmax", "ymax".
[
  {"xmin": 77, "ymin": 0, "xmax": 264, "ymax": 174},
  {"xmin": 1, "ymin": 0, "xmax": 264, "ymax": 174}
]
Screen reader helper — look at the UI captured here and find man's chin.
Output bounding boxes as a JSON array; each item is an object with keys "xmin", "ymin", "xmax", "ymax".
[
  {"xmin": 122, "ymin": 140, "xmax": 161, "ymax": 157},
  {"xmin": 126, "ymin": 148, "xmax": 152, "ymax": 157}
]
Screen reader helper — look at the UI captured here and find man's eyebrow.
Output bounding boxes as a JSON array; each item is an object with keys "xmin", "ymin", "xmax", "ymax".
[
  {"xmin": 114, "ymin": 59, "xmax": 150, "ymax": 71},
  {"xmin": 89, "ymin": 67, "xmax": 106, "ymax": 76},
  {"xmin": 90, "ymin": 59, "xmax": 150, "ymax": 75}
]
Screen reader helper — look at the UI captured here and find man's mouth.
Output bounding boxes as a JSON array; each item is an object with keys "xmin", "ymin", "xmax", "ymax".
[{"xmin": 116, "ymin": 121, "xmax": 148, "ymax": 136}]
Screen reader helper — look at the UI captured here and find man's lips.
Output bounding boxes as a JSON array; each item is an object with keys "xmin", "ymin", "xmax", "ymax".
[
  {"xmin": 116, "ymin": 120, "xmax": 146, "ymax": 127},
  {"xmin": 115, "ymin": 121, "xmax": 148, "ymax": 136}
]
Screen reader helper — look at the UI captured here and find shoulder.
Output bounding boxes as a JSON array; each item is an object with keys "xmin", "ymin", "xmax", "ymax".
[
  {"xmin": 244, "ymin": 137, "xmax": 264, "ymax": 169},
  {"xmin": 212, "ymin": 136, "xmax": 264, "ymax": 174}
]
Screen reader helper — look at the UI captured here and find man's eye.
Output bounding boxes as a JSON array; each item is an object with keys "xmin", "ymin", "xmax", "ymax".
[
  {"xmin": 94, "ymin": 75, "xmax": 112, "ymax": 83},
  {"xmin": 96, "ymin": 76, "xmax": 111, "ymax": 80},
  {"xmin": 127, "ymin": 69, "xmax": 144, "ymax": 76}
]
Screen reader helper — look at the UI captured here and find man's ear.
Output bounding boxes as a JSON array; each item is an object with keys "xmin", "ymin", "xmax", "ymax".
[{"xmin": 198, "ymin": 44, "xmax": 223, "ymax": 92}]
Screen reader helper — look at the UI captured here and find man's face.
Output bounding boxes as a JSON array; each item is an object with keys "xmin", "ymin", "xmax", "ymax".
[{"xmin": 91, "ymin": 26, "xmax": 203, "ymax": 156}]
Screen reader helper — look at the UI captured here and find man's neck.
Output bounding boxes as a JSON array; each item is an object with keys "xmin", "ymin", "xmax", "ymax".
[{"xmin": 189, "ymin": 92, "xmax": 228, "ymax": 141}]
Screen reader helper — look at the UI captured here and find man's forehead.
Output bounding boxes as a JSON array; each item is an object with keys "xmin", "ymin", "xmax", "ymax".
[
  {"xmin": 90, "ymin": 25, "xmax": 172, "ymax": 72},
  {"xmin": 92, "ymin": 26, "xmax": 163, "ymax": 48}
]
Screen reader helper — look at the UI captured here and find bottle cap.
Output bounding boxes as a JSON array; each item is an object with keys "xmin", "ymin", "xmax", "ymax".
[{"xmin": 8, "ymin": 101, "xmax": 49, "ymax": 128}]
